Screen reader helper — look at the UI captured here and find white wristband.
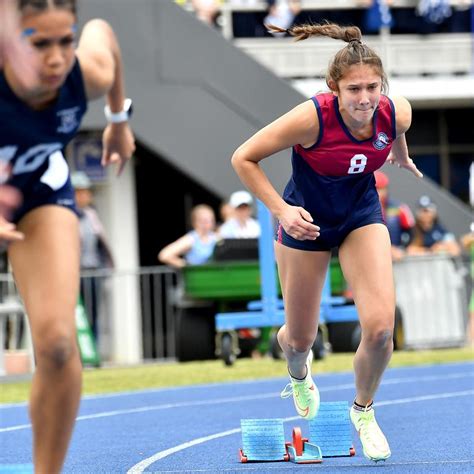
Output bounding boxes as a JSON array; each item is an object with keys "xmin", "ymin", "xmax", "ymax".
[{"xmin": 104, "ymin": 98, "xmax": 133, "ymax": 123}]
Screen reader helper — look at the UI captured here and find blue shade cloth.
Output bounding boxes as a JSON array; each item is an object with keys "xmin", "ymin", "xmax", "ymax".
[{"xmin": 417, "ymin": 0, "xmax": 452, "ymax": 24}]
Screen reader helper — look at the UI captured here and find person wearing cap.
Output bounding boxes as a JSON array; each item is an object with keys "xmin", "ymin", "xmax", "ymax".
[
  {"xmin": 218, "ymin": 190, "xmax": 261, "ymax": 239},
  {"xmin": 72, "ymin": 172, "xmax": 114, "ymax": 340},
  {"xmin": 374, "ymin": 170, "xmax": 414, "ymax": 261},
  {"xmin": 407, "ymin": 196, "xmax": 461, "ymax": 257}
]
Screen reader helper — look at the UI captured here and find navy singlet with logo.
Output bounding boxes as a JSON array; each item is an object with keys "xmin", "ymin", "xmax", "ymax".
[{"xmin": 0, "ymin": 58, "xmax": 88, "ymax": 222}]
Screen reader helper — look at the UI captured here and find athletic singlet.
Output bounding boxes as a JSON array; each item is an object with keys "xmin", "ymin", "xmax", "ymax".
[
  {"xmin": 278, "ymin": 93, "xmax": 397, "ymax": 251},
  {"xmin": 0, "ymin": 58, "xmax": 88, "ymax": 221}
]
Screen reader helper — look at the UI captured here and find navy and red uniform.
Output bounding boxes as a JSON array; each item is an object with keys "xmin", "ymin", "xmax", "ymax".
[
  {"xmin": 383, "ymin": 198, "xmax": 414, "ymax": 247},
  {"xmin": 277, "ymin": 92, "xmax": 397, "ymax": 251},
  {"xmin": 0, "ymin": 58, "xmax": 87, "ymax": 222}
]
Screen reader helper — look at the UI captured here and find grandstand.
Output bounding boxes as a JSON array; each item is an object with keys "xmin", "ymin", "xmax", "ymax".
[{"xmin": 57, "ymin": 0, "xmax": 474, "ymax": 363}]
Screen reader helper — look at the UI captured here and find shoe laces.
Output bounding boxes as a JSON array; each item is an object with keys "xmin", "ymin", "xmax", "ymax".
[{"xmin": 280, "ymin": 383, "xmax": 294, "ymax": 399}]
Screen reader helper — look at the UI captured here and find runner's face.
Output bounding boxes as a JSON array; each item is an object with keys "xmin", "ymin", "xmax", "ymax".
[
  {"xmin": 336, "ymin": 65, "xmax": 382, "ymax": 125},
  {"xmin": 20, "ymin": 9, "xmax": 76, "ymax": 93}
]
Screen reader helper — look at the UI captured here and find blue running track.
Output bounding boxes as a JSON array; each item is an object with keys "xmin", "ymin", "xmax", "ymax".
[{"xmin": 1, "ymin": 361, "xmax": 473, "ymax": 473}]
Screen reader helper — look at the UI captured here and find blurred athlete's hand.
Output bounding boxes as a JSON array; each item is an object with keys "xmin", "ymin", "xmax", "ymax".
[
  {"xmin": 0, "ymin": 161, "xmax": 23, "ymax": 244},
  {"xmin": 0, "ymin": 0, "xmax": 38, "ymax": 88},
  {"xmin": 101, "ymin": 122, "xmax": 136, "ymax": 176},
  {"xmin": 278, "ymin": 204, "xmax": 320, "ymax": 241},
  {"xmin": 0, "ymin": 214, "xmax": 24, "ymax": 245}
]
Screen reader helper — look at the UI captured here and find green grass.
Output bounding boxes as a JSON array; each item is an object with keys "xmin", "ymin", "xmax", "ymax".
[{"xmin": 1, "ymin": 347, "xmax": 472, "ymax": 404}]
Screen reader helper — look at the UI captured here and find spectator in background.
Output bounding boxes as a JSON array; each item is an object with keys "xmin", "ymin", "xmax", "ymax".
[
  {"xmin": 407, "ymin": 195, "xmax": 461, "ymax": 257},
  {"xmin": 72, "ymin": 172, "xmax": 114, "ymax": 340},
  {"xmin": 374, "ymin": 170, "xmax": 414, "ymax": 261},
  {"xmin": 265, "ymin": 0, "xmax": 301, "ymax": 36},
  {"xmin": 191, "ymin": 0, "xmax": 221, "ymax": 27},
  {"xmin": 217, "ymin": 200, "xmax": 235, "ymax": 234},
  {"xmin": 219, "ymin": 190, "xmax": 261, "ymax": 238},
  {"xmin": 158, "ymin": 204, "xmax": 217, "ymax": 268}
]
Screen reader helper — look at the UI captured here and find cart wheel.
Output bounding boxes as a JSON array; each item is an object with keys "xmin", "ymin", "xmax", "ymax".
[
  {"xmin": 312, "ymin": 329, "xmax": 325, "ymax": 360},
  {"xmin": 292, "ymin": 427, "xmax": 304, "ymax": 457},
  {"xmin": 270, "ymin": 331, "xmax": 284, "ymax": 360},
  {"xmin": 221, "ymin": 333, "xmax": 236, "ymax": 366}
]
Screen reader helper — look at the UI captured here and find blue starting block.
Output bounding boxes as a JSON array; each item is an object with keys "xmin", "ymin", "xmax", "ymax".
[
  {"xmin": 240, "ymin": 419, "xmax": 289, "ymax": 462},
  {"xmin": 239, "ymin": 402, "xmax": 355, "ymax": 464},
  {"xmin": 240, "ymin": 419, "xmax": 322, "ymax": 464},
  {"xmin": 309, "ymin": 401, "xmax": 355, "ymax": 457}
]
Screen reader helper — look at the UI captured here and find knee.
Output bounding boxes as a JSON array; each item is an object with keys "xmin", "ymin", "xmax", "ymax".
[
  {"xmin": 34, "ymin": 331, "xmax": 78, "ymax": 370},
  {"xmin": 285, "ymin": 334, "xmax": 316, "ymax": 352},
  {"xmin": 362, "ymin": 325, "xmax": 394, "ymax": 351}
]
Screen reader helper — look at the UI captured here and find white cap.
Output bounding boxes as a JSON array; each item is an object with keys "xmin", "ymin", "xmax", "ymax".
[
  {"xmin": 71, "ymin": 171, "xmax": 92, "ymax": 190},
  {"xmin": 229, "ymin": 190, "xmax": 253, "ymax": 208}
]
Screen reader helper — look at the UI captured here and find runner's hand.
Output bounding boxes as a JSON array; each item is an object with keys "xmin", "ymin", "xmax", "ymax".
[
  {"xmin": 278, "ymin": 204, "xmax": 320, "ymax": 241},
  {"xmin": 386, "ymin": 152, "xmax": 423, "ymax": 178},
  {"xmin": 101, "ymin": 122, "xmax": 136, "ymax": 176}
]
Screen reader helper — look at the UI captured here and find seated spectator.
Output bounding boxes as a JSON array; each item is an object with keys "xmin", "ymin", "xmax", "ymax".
[
  {"xmin": 191, "ymin": 0, "xmax": 221, "ymax": 27},
  {"xmin": 218, "ymin": 200, "xmax": 235, "ymax": 227},
  {"xmin": 265, "ymin": 0, "xmax": 301, "ymax": 36},
  {"xmin": 407, "ymin": 195, "xmax": 461, "ymax": 257},
  {"xmin": 219, "ymin": 190, "xmax": 261, "ymax": 238},
  {"xmin": 158, "ymin": 204, "xmax": 217, "ymax": 268},
  {"xmin": 375, "ymin": 170, "xmax": 414, "ymax": 261}
]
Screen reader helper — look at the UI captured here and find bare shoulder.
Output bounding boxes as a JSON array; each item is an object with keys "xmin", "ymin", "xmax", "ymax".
[
  {"xmin": 276, "ymin": 98, "xmax": 320, "ymax": 148},
  {"xmin": 75, "ymin": 19, "xmax": 115, "ymax": 101},
  {"xmin": 390, "ymin": 95, "xmax": 412, "ymax": 135}
]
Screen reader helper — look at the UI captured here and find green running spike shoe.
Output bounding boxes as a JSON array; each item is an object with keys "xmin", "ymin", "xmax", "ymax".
[
  {"xmin": 350, "ymin": 406, "xmax": 391, "ymax": 462},
  {"xmin": 280, "ymin": 350, "xmax": 320, "ymax": 420}
]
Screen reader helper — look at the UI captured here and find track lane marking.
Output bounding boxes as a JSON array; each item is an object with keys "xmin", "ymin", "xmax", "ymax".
[
  {"xmin": 126, "ymin": 389, "xmax": 474, "ymax": 473},
  {"xmin": 1, "ymin": 372, "xmax": 473, "ymax": 432}
]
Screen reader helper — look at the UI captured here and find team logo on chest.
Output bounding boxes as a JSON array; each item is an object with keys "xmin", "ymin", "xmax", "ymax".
[
  {"xmin": 373, "ymin": 132, "xmax": 389, "ymax": 151},
  {"xmin": 57, "ymin": 106, "xmax": 80, "ymax": 134}
]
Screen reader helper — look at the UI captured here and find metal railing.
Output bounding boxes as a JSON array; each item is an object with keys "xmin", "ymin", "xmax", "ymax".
[{"xmin": 0, "ymin": 253, "xmax": 471, "ymax": 373}]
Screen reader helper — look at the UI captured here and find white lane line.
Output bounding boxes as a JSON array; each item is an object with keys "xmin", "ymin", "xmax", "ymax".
[
  {"xmin": 142, "ymin": 460, "xmax": 474, "ymax": 472},
  {"xmin": 126, "ymin": 389, "xmax": 474, "ymax": 474},
  {"xmin": 1, "ymin": 372, "xmax": 473, "ymax": 432},
  {"xmin": 2, "ymin": 362, "xmax": 473, "ymax": 409}
]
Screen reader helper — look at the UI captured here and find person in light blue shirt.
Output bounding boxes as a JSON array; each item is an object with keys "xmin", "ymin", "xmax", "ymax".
[{"xmin": 158, "ymin": 204, "xmax": 217, "ymax": 268}]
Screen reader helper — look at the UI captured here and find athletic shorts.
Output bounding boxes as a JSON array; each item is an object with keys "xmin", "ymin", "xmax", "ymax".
[
  {"xmin": 276, "ymin": 169, "xmax": 385, "ymax": 251},
  {"xmin": 11, "ymin": 176, "xmax": 78, "ymax": 223},
  {"xmin": 276, "ymin": 212, "xmax": 385, "ymax": 251}
]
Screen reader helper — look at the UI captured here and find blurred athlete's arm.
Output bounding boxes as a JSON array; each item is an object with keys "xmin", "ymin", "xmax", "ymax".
[
  {"xmin": 76, "ymin": 19, "xmax": 135, "ymax": 175},
  {"xmin": 0, "ymin": 0, "xmax": 38, "ymax": 87}
]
